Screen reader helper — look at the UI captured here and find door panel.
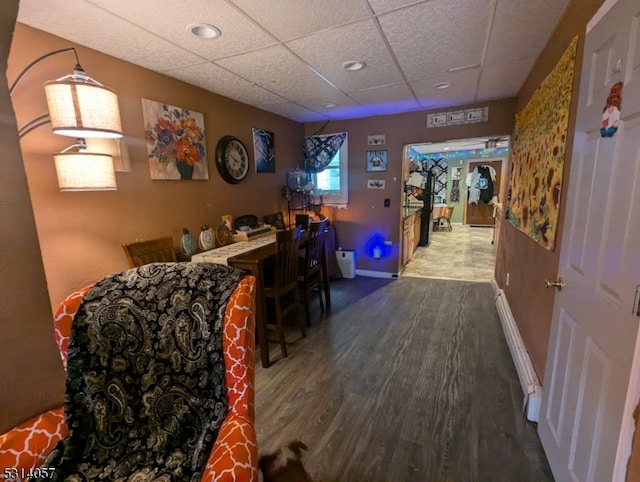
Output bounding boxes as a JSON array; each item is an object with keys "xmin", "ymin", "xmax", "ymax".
[{"xmin": 538, "ymin": 2, "xmax": 640, "ymax": 480}]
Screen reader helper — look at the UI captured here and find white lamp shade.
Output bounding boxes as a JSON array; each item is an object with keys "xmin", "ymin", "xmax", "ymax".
[
  {"xmin": 45, "ymin": 79, "xmax": 123, "ymax": 139},
  {"xmin": 54, "ymin": 151, "xmax": 117, "ymax": 191}
]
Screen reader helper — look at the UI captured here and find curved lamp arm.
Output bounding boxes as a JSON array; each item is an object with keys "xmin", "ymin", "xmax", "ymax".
[{"xmin": 9, "ymin": 47, "xmax": 80, "ymax": 96}]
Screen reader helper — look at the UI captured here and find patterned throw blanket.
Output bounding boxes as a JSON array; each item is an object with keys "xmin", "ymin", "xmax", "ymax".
[{"xmin": 35, "ymin": 262, "xmax": 245, "ymax": 482}]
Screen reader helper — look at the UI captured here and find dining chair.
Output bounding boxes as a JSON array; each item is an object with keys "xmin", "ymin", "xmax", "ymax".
[
  {"xmin": 263, "ymin": 226, "xmax": 305, "ymax": 358},
  {"xmin": 443, "ymin": 206, "xmax": 455, "ymax": 232},
  {"xmin": 264, "ymin": 212, "xmax": 286, "ymax": 230},
  {"xmin": 298, "ymin": 218, "xmax": 328, "ymax": 326},
  {"xmin": 122, "ymin": 236, "xmax": 178, "ymax": 267}
]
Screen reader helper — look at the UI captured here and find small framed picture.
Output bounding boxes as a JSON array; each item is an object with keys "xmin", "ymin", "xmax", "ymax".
[
  {"xmin": 367, "ymin": 179, "xmax": 386, "ymax": 189},
  {"xmin": 367, "ymin": 134, "xmax": 386, "ymax": 146},
  {"xmin": 366, "ymin": 150, "xmax": 387, "ymax": 172}
]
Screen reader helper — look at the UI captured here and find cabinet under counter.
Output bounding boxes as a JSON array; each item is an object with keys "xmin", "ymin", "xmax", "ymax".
[{"xmin": 401, "ymin": 207, "xmax": 422, "ymax": 266}]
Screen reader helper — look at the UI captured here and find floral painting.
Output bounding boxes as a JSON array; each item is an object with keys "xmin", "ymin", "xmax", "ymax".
[
  {"xmin": 142, "ymin": 99, "xmax": 209, "ymax": 180},
  {"xmin": 252, "ymin": 128, "xmax": 275, "ymax": 173}
]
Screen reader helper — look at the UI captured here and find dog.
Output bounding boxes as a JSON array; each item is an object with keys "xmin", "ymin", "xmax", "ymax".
[{"xmin": 258, "ymin": 440, "xmax": 314, "ymax": 482}]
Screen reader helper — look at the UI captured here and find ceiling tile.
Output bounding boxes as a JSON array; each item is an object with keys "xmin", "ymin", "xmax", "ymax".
[
  {"xmin": 228, "ymin": 0, "xmax": 371, "ymax": 41},
  {"xmin": 367, "ymin": 0, "xmax": 430, "ymax": 15},
  {"xmin": 297, "ymin": 92, "xmax": 376, "ymax": 120},
  {"xmin": 287, "ymin": 19, "xmax": 404, "ymax": 92},
  {"xmin": 377, "ymin": 0, "xmax": 494, "ymax": 81},
  {"xmin": 484, "ymin": 0, "xmax": 571, "ymax": 65},
  {"xmin": 216, "ymin": 45, "xmax": 340, "ymax": 102},
  {"xmin": 258, "ymin": 103, "xmax": 328, "ymax": 123},
  {"xmin": 349, "ymin": 83, "xmax": 422, "ymax": 116},
  {"xmin": 411, "ymin": 70, "xmax": 480, "ymax": 109},
  {"xmin": 164, "ymin": 62, "xmax": 288, "ymax": 106},
  {"xmin": 17, "ymin": 0, "xmax": 204, "ymax": 71},
  {"xmin": 476, "ymin": 57, "xmax": 536, "ymax": 100},
  {"xmin": 84, "ymin": 0, "xmax": 277, "ymax": 61}
]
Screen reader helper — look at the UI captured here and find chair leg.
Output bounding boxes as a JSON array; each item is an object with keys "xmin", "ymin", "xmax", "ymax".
[
  {"xmin": 274, "ymin": 297, "xmax": 288, "ymax": 358},
  {"xmin": 303, "ymin": 281, "xmax": 312, "ymax": 326},
  {"xmin": 294, "ymin": 290, "xmax": 306, "ymax": 338},
  {"xmin": 318, "ymin": 284, "xmax": 325, "ymax": 313}
]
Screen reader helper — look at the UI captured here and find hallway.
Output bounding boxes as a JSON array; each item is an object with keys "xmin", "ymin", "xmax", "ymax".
[{"xmin": 402, "ymin": 223, "xmax": 496, "ymax": 282}]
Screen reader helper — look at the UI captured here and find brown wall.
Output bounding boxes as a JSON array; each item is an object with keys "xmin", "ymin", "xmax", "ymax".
[
  {"xmin": 0, "ymin": 1, "xmax": 67, "ymax": 434},
  {"xmin": 2, "ymin": 23, "xmax": 302, "ymax": 432},
  {"xmin": 494, "ymin": 0, "xmax": 606, "ymax": 383},
  {"xmin": 8, "ymin": 24, "xmax": 304, "ymax": 313},
  {"xmin": 304, "ymin": 99, "xmax": 517, "ymax": 275}
]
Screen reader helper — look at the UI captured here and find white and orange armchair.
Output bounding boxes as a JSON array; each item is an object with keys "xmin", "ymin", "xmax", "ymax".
[{"xmin": 0, "ymin": 264, "xmax": 258, "ymax": 481}]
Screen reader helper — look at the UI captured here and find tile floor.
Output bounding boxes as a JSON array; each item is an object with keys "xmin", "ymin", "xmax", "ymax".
[{"xmin": 401, "ymin": 223, "xmax": 496, "ymax": 282}]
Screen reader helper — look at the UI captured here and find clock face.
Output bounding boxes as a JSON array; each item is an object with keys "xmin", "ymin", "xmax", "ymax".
[{"xmin": 215, "ymin": 135, "xmax": 250, "ymax": 184}]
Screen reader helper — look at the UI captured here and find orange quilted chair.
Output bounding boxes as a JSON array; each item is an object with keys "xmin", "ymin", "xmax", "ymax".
[{"xmin": 0, "ymin": 265, "xmax": 258, "ymax": 482}]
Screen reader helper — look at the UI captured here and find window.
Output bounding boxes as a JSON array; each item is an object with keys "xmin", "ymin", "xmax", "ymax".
[{"xmin": 311, "ymin": 135, "xmax": 348, "ymax": 205}]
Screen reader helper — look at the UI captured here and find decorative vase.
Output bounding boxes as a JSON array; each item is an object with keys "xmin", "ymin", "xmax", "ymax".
[
  {"xmin": 176, "ymin": 161, "xmax": 194, "ymax": 180},
  {"xmin": 181, "ymin": 228, "xmax": 196, "ymax": 256},
  {"xmin": 199, "ymin": 225, "xmax": 215, "ymax": 251}
]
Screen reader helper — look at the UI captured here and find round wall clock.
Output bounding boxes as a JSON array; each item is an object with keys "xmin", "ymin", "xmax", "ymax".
[{"xmin": 215, "ymin": 135, "xmax": 250, "ymax": 184}]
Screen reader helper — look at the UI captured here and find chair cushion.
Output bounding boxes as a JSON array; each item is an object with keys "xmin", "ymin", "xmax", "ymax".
[{"xmin": 35, "ymin": 262, "xmax": 246, "ymax": 481}]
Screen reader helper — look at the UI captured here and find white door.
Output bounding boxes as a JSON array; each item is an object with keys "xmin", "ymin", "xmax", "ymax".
[{"xmin": 538, "ymin": 1, "xmax": 640, "ymax": 481}]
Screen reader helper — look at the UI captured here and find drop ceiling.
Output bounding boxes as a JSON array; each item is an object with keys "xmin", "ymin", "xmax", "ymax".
[{"xmin": 16, "ymin": 0, "xmax": 571, "ymax": 123}]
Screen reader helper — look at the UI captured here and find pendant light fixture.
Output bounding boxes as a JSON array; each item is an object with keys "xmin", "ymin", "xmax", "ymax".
[
  {"xmin": 44, "ymin": 63, "xmax": 122, "ymax": 139},
  {"xmin": 53, "ymin": 139, "xmax": 117, "ymax": 192},
  {"xmin": 10, "ymin": 47, "xmax": 123, "ymax": 190}
]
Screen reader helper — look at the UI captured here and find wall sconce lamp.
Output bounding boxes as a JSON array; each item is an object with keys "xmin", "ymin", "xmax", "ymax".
[
  {"xmin": 54, "ymin": 139, "xmax": 117, "ymax": 191},
  {"xmin": 10, "ymin": 47, "xmax": 123, "ymax": 190}
]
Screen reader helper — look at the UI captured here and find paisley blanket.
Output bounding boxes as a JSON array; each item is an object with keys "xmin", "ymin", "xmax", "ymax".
[{"xmin": 35, "ymin": 262, "xmax": 245, "ymax": 482}]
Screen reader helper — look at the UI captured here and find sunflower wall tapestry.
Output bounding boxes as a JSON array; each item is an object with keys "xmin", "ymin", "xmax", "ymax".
[
  {"xmin": 506, "ymin": 35, "xmax": 578, "ymax": 251},
  {"xmin": 142, "ymin": 99, "xmax": 209, "ymax": 180}
]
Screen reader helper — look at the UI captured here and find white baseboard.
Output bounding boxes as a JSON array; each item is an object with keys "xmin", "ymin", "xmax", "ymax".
[
  {"xmin": 355, "ymin": 269, "xmax": 398, "ymax": 279},
  {"xmin": 491, "ymin": 280, "xmax": 542, "ymax": 422}
]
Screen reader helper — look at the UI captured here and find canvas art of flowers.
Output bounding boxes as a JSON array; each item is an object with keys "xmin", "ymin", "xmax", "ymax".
[{"xmin": 142, "ymin": 99, "xmax": 209, "ymax": 180}]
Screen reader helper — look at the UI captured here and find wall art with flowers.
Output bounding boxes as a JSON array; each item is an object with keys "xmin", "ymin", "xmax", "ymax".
[{"xmin": 142, "ymin": 98, "xmax": 209, "ymax": 180}]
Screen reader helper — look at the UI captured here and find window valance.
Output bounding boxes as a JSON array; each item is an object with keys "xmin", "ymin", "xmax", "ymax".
[{"xmin": 303, "ymin": 132, "xmax": 347, "ymax": 173}]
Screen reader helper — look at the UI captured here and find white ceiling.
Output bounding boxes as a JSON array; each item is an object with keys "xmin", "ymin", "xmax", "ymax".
[{"xmin": 16, "ymin": 0, "xmax": 570, "ymax": 124}]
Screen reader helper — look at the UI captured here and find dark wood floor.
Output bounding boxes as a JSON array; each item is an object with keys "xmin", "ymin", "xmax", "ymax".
[{"xmin": 254, "ymin": 276, "xmax": 554, "ymax": 482}]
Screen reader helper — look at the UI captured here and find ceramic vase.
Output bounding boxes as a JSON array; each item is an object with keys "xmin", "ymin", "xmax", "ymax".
[{"xmin": 199, "ymin": 225, "xmax": 215, "ymax": 251}]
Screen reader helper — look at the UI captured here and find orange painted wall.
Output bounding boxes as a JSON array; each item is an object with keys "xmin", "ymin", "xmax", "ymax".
[{"xmin": 8, "ymin": 23, "xmax": 304, "ymax": 314}]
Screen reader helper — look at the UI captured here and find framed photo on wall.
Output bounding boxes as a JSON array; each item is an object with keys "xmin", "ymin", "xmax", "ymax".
[
  {"xmin": 366, "ymin": 150, "xmax": 387, "ymax": 172},
  {"xmin": 367, "ymin": 179, "xmax": 386, "ymax": 189},
  {"xmin": 252, "ymin": 128, "xmax": 275, "ymax": 173}
]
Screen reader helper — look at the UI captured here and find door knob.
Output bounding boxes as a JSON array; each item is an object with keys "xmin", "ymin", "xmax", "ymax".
[{"xmin": 545, "ymin": 278, "xmax": 566, "ymax": 291}]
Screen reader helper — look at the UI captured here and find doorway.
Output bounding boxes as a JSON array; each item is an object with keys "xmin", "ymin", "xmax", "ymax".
[{"xmin": 402, "ymin": 137, "xmax": 509, "ymax": 281}]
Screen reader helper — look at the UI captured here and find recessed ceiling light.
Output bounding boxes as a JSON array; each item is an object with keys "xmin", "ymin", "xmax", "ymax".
[
  {"xmin": 322, "ymin": 102, "xmax": 337, "ymax": 108},
  {"xmin": 433, "ymin": 81, "xmax": 453, "ymax": 90},
  {"xmin": 341, "ymin": 60, "xmax": 366, "ymax": 72},
  {"xmin": 187, "ymin": 23, "xmax": 221, "ymax": 39}
]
